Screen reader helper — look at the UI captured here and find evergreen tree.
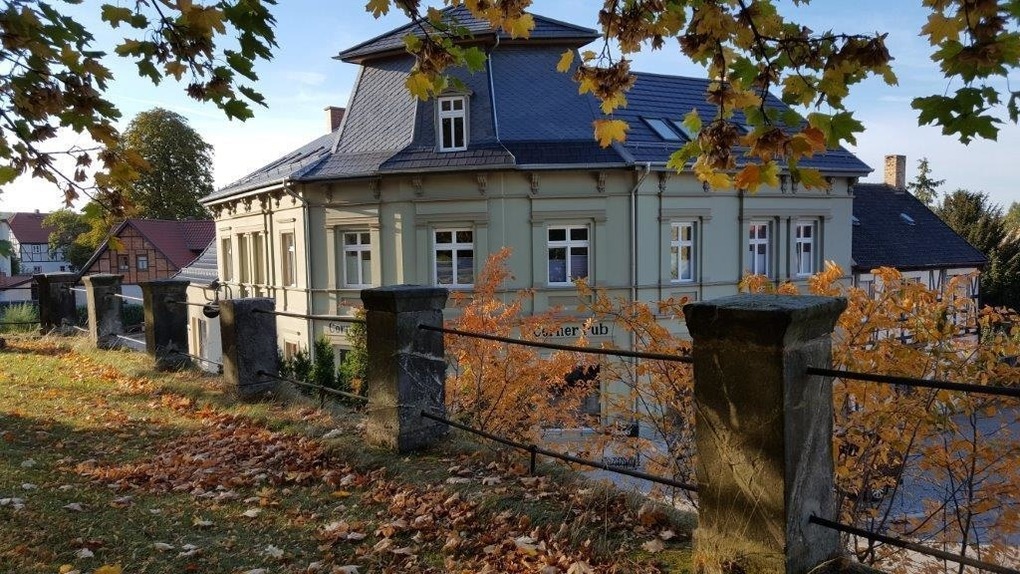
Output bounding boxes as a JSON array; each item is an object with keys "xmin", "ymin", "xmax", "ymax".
[
  {"xmin": 906, "ymin": 157, "xmax": 944, "ymax": 207},
  {"xmin": 936, "ymin": 190, "xmax": 1020, "ymax": 311}
]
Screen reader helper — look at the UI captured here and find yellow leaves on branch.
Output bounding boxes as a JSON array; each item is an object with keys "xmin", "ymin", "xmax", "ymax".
[
  {"xmin": 593, "ymin": 119, "xmax": 628, "ymax": 147},
  {"xmin": 365, "ymin": 0, "xmax": 390, "ymax": 18}
]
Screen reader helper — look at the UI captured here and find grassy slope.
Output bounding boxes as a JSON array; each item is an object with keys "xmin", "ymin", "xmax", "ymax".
[{"xmin": 0, "ymin": 336, "xmax": 694, "ymax": 574}]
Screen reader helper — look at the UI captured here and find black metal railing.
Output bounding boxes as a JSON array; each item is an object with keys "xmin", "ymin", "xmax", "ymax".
[
  {"xmin": 809, "ymin": 516, "xmax": 1019, "ymax": 574},
  {"xmin": 111, "ymin": 293, "xmax": 144, "ymax": 303},
  {"xmin": 418, "ymin": 324, "xmax": 693, "ymax": 363},
  {"xmin": 170, "ymin": 349, "xmax": 223, "ymax": 369},
  {"xmin": 250, "ymin": 308, "xmax": 365, "ymax": 324},
  {"xmin": 808, "ymin": 366, "xmax": 1020, "ymax": 399},
  {"xmin": 256, "ymin": 370, "xmax": 368, "ymax": 405},
  {"xmin": 420, "ymin": 410, "xmax": 697, "ymax": 492}
]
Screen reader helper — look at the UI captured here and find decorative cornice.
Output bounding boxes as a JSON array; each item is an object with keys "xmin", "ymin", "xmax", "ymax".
[
  {"xmin": 529, "ymin": 172, "xmax": 540, "ymax": 195},
  {"xmin": 594, "ymin": 171, "xmax": 607, "ymax": 194},
  {"xmin": 476, "ymin": 173, "xmax": 487, "ymax": 195},
  {"xmin": 657, "ymin": 172, "xmax": 671, "ymax": 194},
  {"xmin": 411, "ymin": 176, "xmax": 424, "ymax": 197}
]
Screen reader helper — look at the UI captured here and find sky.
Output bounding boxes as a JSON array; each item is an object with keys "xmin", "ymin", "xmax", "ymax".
[{"xmin": 1, "ymin": 0, "xmax": 1018, "ymax": 214}]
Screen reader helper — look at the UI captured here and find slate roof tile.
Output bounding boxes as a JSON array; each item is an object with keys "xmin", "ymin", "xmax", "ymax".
[
  {"xmin": 173, "ymin": 239, "xmax": 218, "ymax": 284},
  {"xmin": 852, "ymin": 183, "xmax": 987, "ymax": 271},
  {"xmin": 338, "ymin": 6, "xmax": 598, "ymax": 63}
]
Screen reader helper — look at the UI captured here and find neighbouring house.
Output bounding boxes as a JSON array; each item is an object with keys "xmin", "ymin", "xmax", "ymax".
[
  {"xmin": 0, "ymin": 210, "xmax": 73, "ymax": 275},
  {"xmin": 198, "ymin": 7, "xmax": 871, "ymax": 422},
  {"xmin": 852, "ymin": 155, "xmax": 987, "ymax": 335},
  {"xmin": 172, "ymin": 239, "xmax": 222, "ymax": 373},
  {"xmin": 79, "ymin": 219, "xmax": 215, "ymax": 299},
  {"xmin": 0, "ymin": 211, "xmax": 72, "ymax": 303}
]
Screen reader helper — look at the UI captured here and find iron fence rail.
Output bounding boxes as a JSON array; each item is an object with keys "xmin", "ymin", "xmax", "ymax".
[
  {"xmin": 111, "ymin": 293, "xmax": 144, "ymax": 303},
  {"xmin": 251, "ymin": 308, "xmax": 365, "ymax": 324},
  {"xmin": 420, "ymin": 410, "xmax": 698, "ymax": 492},
  {"xmin": 256, "ymin": 370, "xmax": 368, "ymax": 403},
  {"xmin": 808, "ymin": 367, "xmax": 1020, "ymax": 399},
  {"xmin": 170, "ymin": 349, "xmax": 222, "ymax": 368},
  {"xmin": 418, "ymin": 324, "xmax": 693, "ymax": 363},
  {"xmin": 808, "ymin": 516, "xmax": 1020, "ymax": 574}
]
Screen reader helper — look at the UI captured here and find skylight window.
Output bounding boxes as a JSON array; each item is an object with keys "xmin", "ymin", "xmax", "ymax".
[
  {"xmin": 899, "ymin": 213, "xmax": 916, "ymax": 225},
  {"xmin": 644, "ymin": 118, "xmax": 682, "ymax": 141},
  {"xmin": 669, "ymin": 119, "xmax": 698, "ymax": 140}
]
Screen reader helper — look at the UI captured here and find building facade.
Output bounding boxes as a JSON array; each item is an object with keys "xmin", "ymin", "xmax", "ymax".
[
  {"xmin": 199, "ymin": 8, "xmax": 871, "ymax": 414},
  {"xmin": 0, "ymin": 211, "xmax": 71, "ymax": 303}
]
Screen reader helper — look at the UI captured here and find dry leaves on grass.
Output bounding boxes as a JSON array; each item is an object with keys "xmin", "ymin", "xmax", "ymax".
[{"xmin": 75, "ymin": 409, "xmax": 335, "ymax": 494}]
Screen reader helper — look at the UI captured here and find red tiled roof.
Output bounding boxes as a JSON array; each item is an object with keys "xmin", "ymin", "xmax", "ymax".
[
  {"xmin": 127, "ymin": 219, "xmax": 215, "ymax": 268},
  {"xmin": 0, "ymin": 275, "xmax": 33, "ymax": 289},
  {"xmin": 5, "ymin": 212, "xmax": 53, "ymax": 244}
]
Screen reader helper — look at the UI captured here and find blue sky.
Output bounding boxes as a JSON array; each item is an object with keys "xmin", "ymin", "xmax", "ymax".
[{"xmin": 2, "ymin": 1, "xmax": 1018, "ymax": 213}]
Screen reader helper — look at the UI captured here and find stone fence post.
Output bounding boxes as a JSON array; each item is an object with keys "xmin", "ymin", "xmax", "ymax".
[
  {"xmin": 33, "ymin": 272, "xmax": 78, "ymax": 334},
  {"xmin": 140, "ymin": 280, "xmax": 190, "ymax": 370},
  {"xmin": 362, "ymin": 285, "xmax": 448, "ymax": 453},
  {"xmin": 684, "ymin": 294, "xmax": 847, "ymax": 574},
  {"xmin": 219, "ymin": 298, "xmax": 278, "ymax": 398},
  {"xmin": 82, "ymin": 274, "xmax": 122, "ymax": 349}
]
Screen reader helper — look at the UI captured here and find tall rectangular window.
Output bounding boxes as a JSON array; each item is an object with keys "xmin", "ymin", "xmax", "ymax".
[
  {"xmin": 253, "ymin": 233, "xmax": 266, "ymax": 285},
  {"xmin": 136, "ymin": 254, "xmax": 149, "ymax": 271},
  {"xmin": 281, "ymin": 232, "xmax": 296, "ymax": 287},
  {"xmin": 118, "ymin": 254, "xmax": 129, "ymax": 271},
  {"xmin": 748, "ymin": 221, "xmax": 770, "ymax": 276},
  {"xmin": 433, "ymin": 229, "xmax": 473, "ymax": 287},
  {"xmin": 238, "ymin": 234, "xmax": 251, "ymax": 283},
  {"xmin": 437, "ymin": 96, "xmax": 467, "ymax": 152},
  {"xmin": 342, "ymin": 232, "xmax": 373, "ymax": 288},
  {"xmin": 795, "ymin": 221, "xmax": 816, "ymax": 276},
  {"xmin": 670, "ymin": 222, "xmax": 696, "ymax": 282},
  {"xmin": 548, "ymin": 225, "xmax": 589, "ymax": 285},
  {"xmin": 221, "ymin": 237, "xmax": 233, "ymax": 282}
]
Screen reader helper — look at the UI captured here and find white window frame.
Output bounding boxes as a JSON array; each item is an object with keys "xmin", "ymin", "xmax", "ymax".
[
  {"xmin": 342, "ymin": 231, "xmax": 373, "ymax": 288},
  {"xmin": 433, "ymin": 228, "xmax": 474, "ymax": 288},
  {"xmin": 281, "ymin": 232, "xmax": 296, "ymax": 287},
  {"xmin": 221, "ymin": 237, "xmax": 233, "ymax": 282},
  {"xmin": 794, "ymin": 221, "xmax": 816, "ymax": 277},
  {"xmin": 253, "ymin": 233, "xmax": 266, "ymax": 285},
  {"xmin": 748, "ymin": 220, "xmax": 771, "ymax": 276},
  {"xmin": 136, "ymin": 254, "xmax": 149, "ymax": 271},
  {"xmin": 237, "ymin": 234, "xmax": 251, "ymax": 284},
  {"xmin": 437, "ymin": 95, "xmax": 467, "ymax": 152},
  {"xmin": 670, "ymin": 221, "xmax": 696, "ymax": 283},
  {"xmin": 547, "ymin": 225, "xmax": 590, "ymax": 286}
]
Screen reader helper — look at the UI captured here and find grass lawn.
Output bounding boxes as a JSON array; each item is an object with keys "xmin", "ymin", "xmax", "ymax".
[{"xmin": 0, "ymin": 336, "xmax": 694, "ymax": 573}]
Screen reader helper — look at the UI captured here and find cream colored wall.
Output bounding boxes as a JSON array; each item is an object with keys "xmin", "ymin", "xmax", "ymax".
[{"xmin": 205, "ymin": 170, "xmax": 856, "ymax": 367}]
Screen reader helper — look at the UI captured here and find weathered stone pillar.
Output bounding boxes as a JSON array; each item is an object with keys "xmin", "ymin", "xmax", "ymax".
[
  {"xmin": 684, "ymin": 294, "xmax": 847, "ymax": 574},
  {"xmin": 140, "ymin": 280, "xmax": 191, "ymax": 370},
  {"xmin": 219, "ymin": 298, "xmax": 278, "ymax": 398},
  {"xmin": 33, "ymin": 273, "xmax": 78, "ymax": 334},
  {"xmin": 362, "ymin": 285, "xmax": 448, "ymax": 453},
  {"xmin": 82, "ymin": 274, "xmax": 123, "ymax": 349}
]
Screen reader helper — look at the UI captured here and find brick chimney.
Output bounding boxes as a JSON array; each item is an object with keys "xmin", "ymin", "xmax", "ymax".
[
  {"xmin": 884, "ymin": 154, "xmax": 906, "ymax": 191},
  {"xmin": 325, "ymin": 106, "xmax": 345, "ymax": 132}
]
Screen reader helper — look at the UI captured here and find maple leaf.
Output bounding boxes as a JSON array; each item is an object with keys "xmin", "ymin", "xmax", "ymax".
[
  {"xmin": 405, "ymin": 72, "xmax": 433, "ymax": 101},
  {"xmin": 593, "ymin": 119, "xmax": 628, "ymax": 147},
  {"xmin": 94, "ymin": 566, "xmax": 123, "ymax": 574},
  {"xmin": 365, "ymin": 0, "xmax": 389, "ymax": 18},
  {"xmin": 505, "ymin": 14, "xmax": 534, "ymax": 39},
  {"xmin": 557, "ymin": 50, "xmax": 574, "ymax": 73}
]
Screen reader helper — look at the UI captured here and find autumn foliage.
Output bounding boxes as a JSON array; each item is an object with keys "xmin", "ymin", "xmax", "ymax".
[{"xmin": 451, "ymin": 251, "xmax": 1020, "ymax": 571}]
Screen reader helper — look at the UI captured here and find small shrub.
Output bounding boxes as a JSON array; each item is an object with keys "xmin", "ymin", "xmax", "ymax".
[{"xmin": 1, "ymin": 303, "xmax": 39, "ymax": 333}]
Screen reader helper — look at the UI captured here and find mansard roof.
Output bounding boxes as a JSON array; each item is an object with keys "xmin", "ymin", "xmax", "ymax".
[
  {"xmin": 337, "ymin": 6, "xmax": 599, "ymax": 63},
  {"xmin": 852, "ymin": 183, "xmax": 988, "ymax": 272},
  {"xmin": 206, "ymin": 11, "xmax": 872, "ymax": 204}
]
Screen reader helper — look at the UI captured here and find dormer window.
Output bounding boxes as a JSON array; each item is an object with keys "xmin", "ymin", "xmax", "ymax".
[{"xmin": 438, "ymin": 96, "xmax": 467, "ymax": 152}]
